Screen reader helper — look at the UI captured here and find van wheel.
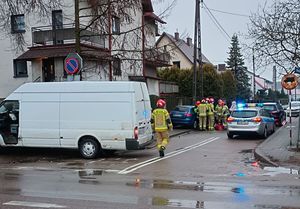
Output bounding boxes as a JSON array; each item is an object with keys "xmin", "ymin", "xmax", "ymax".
[{"xmin": 79, "ymin": 138, "xmax": 100, "ymax": 159}]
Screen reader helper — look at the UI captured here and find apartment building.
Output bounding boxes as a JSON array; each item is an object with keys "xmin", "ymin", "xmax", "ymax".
[{"xmin": 0, "ymin": 0, "xmax": 169, "ymax": 98}]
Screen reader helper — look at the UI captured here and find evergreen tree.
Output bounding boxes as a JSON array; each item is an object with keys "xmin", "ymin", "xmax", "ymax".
[
  {"xmin": 221, "ymin": 70, "xmax": 237, "ymax": 103},
  {"xmin": 226, "ymin": 35, "xmax": 251, "ymax": 100}
]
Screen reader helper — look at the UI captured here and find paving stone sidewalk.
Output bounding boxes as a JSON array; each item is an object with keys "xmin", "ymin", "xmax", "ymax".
[{"xmin": 255, "ymin": 116, "xmax": 300, "ymax": 169}]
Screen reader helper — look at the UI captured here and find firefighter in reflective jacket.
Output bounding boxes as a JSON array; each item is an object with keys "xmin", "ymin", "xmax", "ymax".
[
  {"xmin": 207, "ymin": 98, "xmax": 215, "ymax": 131},
  {"xmin": 151, "ymin": 99, "xmax": 173, "ymax": 157},
  {"xmin": 198, "ymin": 99, "xmax": 207, "ymax": 131}
]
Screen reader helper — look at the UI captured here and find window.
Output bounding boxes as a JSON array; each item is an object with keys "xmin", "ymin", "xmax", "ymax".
[
  {"xmin": 113, "ymin": 59, "xmax": 121, "ymax": 76},
  {"xmin": 11, "ymin": 14, "xmax": 25, "ymax": 33},
  {"xmin": 52, "ymin": 10, "xmax": 63, "ymax": 44},
  {"xmin": 52, "ymin": 10, "xmax": 63, "ymax": 29},
  {"xmin": 112, "ymin": 16, "xmax": 120, "ymax": 35},
  {"xmin": 231, "ymin": 110, "xmax": 258, "ymax": 118},
  {"xmin": 13, "ymin": 60, "xmax": 28, "ymax": 78},
  {"xmin": 173, "ymin": 61, "xmax": 180, "ymax": 69}
]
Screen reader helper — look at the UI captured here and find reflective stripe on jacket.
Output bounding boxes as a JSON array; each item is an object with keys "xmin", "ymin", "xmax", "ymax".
[
  {"xmin": 151, "ymin": 108, "xmax": 172, "ymax": 132},
  {"xmin": 207, "ymin": 103, "xmax": 214, "ymax": 116},
  {"xmin": 198, "ymin": 104, "xmax": 207, "ymax": 117}
]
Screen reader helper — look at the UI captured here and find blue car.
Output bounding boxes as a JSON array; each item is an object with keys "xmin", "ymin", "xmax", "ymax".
[{"xmin": 170, "ymin": 105, "xmax": 198, "ymax": 129}]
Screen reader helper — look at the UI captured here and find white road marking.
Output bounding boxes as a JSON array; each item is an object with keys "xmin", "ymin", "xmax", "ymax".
[
  {"xmin": 3, "ymin": 201, "xmax": 66, "ymax": 208},
  {"xmin": 118, "ymin": 137, "xmax": 220, "ymax": 174}
]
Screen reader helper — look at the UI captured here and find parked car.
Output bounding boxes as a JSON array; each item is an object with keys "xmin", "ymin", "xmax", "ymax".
[
  {"xmin": 170, "ymin": 105, "xmax": 198, "ymax": 129},
  {"xmin": 286, "ymin": 101, "xmax": 300, "ymax": 117},
  {"xmin": 262, "ymin": 102, "xmax": 286, "ymax": 126},
  {"xmin": 227, "ymin": 107, "xmax": 275, "ymax": 139}
]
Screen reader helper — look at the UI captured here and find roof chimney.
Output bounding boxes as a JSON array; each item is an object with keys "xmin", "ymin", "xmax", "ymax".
[
  {"xmin": 174, "ymin": 32, "xmax": 179, "ymax": 41},
  {"xmin": 186, "ymin": 37, "xmax": 192, "ymax": 46}
]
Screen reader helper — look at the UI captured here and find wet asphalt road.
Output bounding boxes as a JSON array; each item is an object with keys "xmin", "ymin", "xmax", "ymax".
[{"xmin": 0, "ymin": 130, "xmax": 300, "ymax": 209}]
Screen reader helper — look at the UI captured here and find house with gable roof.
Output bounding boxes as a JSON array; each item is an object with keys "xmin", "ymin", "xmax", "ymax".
[{"xmin": 156, "ymin": 32, "xmax": 211, "ymax": 69}]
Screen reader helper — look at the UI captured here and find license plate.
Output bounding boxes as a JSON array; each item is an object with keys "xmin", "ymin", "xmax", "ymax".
[
  {"xmin": 173, "ymin": 114, "xmax": 182, "ymax": 117},
  {"xmin": 237, "ymin": 121, "xmax": 248, "ymax": 125}
]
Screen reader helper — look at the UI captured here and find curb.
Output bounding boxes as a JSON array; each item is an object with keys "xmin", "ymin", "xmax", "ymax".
[
  {"xmin": 253, "ymin": 123, "xmax": 288, "ymax": 167},
  {"xmin": 254, "ymin": 147, "xmax": 279, "ymax": 167}
]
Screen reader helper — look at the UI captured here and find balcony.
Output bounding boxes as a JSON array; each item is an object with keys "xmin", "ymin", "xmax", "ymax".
[
  {"xmin": 32, "ymin": 24, "xmax": 107, "ymax": 49},
  {"xmin": 144, "ymin": 47, "xmax": 171, "ymax": 67}
]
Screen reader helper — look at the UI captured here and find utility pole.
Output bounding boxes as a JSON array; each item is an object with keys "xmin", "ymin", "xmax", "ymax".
[
  {"xmin": 198, "ymin": 0, "xmax": 203, "ymax": 99},
  {"xmin": 193, "ymin": 0, "xmax": 203, "ymax": 101},
  {"xmin": 193, "ymin": 0, "xmax": 198, "ymax": 102},
  {"xmin": 75, "ymin": 0, "xmax": 80, "ymax": 53},
  {"xmin": 252, "ymin": 48, "xmax": 256, "ymax": 101},
  {"xmin": 273, "ymin": 66, "xmax": 277, "ymax": 101}
]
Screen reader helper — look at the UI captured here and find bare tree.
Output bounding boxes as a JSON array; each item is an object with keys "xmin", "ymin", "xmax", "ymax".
[
  {"xmin": 248, "ymin": 0, "xmax": 300, "ymax": 73},
  {"xmin": 0, "ymin": 0, "xmax": 63, "ymax": 52}
]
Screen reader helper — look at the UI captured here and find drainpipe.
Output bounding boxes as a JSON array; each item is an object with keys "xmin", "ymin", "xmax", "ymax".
[{"xmin": 108, "ymin": 0, "xmax": 113, "ymax": 81}]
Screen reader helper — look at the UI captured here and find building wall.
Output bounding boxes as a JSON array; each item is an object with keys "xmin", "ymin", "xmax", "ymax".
[
  {"xmin": 111, "ymin": 4, "xmax": 143, "ymax": 81},
  {"xmin": 147, "ymin": 78, "xmax": 159, "ymax": 95},
  {"xmin": 0, "ymin": 0, "xmax": 75, "ymax": 98},
  {"xmin": 156, "ymin": 36, "xmax": 192, "ymax": 69},
  {"xmin": 0, "ymin": 0, "xmax": 158, "ymax": 98}
]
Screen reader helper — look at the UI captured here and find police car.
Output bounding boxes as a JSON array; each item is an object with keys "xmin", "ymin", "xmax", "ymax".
[{"xmin": 227, "ymin": 103, "xmax": 275, "ymax": 139}]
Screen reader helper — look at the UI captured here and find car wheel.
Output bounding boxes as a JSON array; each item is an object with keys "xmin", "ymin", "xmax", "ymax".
[
  {"xmin": 79, "ymin": 137, "xmax": 100, "ymax": 159},
  {"xmin": 227, "ymin": 132, "xmax": 234, "ymax": 139},
  {"xmin": 261, "ymin": 127, "xmax": 268, "ymax": 139},
  {"xmin": 271, "ymin": 124, "xmax": 275, "ymax": 134}
]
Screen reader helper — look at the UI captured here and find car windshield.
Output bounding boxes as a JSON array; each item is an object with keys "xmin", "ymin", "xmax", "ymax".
[
  {"xmin": 263, "ymin": 105, "xmax": 276, "ymax": 111},
  {"xmin": 231, "ymin": 110, "xmax": 257, "ymax": 118},
  {"xmin": 174, "ymin": 106, "xmax": 190, "ymax": 112}
]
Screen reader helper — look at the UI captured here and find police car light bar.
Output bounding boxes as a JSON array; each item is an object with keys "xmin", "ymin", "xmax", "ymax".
[{"xmin": 236, "ymin": 103, "xmax": 264, "ymax": 109}]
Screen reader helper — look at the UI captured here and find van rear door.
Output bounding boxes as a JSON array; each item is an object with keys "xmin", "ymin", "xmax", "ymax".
[{"xmin": 137, "ymin": 83, "xmax": 152, "ymax": 144}]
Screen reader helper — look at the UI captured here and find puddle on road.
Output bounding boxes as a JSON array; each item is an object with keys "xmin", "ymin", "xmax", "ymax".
[
  {"xmin": 128, "ymin": 179, "xmax": 300, "ymax": 197},
  {"xmin": 262, "ymin": 166, "xmax": 299, "ymax": 176},
  {"xmin": 151, "ymin": 197, "xmax": 300, "ymax": 209},
  {"xmin": 78, "ymin": 169, "xmax": 104, "ymax": 178}
]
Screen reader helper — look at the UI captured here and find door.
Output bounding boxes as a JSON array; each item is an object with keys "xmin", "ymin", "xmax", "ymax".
[
  {"xmin": 42, "ymin": 58, "xmax": 55, "ymax": 82},
  {"xmin": 0, "ymin": 100, "xmax": 20, "ymax": 145},
  {"xmin": 21, "ymin": 93, "xmax": 60, "ymax": 147},
  {"xmin": 137, "ymin": 83, "xmax": 153, "ymax": 143}
]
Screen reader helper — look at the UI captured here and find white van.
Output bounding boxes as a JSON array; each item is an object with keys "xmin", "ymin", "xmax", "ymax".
[{"xmin": 0, "ymin": 81, "xmax": 153, "ymax": 158}]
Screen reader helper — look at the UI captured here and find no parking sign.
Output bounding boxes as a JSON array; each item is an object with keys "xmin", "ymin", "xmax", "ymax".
[{"xmin": 64, "ymin": 53, "xmax": 83, "ymax": 74}]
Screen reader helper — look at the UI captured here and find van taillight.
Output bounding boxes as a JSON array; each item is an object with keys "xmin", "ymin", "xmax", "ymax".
[{"xmin": 134, "ymin": 127, "xmax": 139, "ymax": 140}]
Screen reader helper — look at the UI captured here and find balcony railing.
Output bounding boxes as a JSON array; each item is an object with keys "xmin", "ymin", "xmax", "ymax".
[
  {"xmin": 32, "ymin": 24, "xmax": 107, "ymax": 48},
  {"xmin": 144, "ymin": 47, "xmax": 171, "ymax": 67}
]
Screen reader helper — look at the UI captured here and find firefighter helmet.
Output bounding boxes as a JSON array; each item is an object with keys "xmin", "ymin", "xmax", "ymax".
[
  {"xmin": 209, "ymin": 98, "xmax": 214, "ymax": 104},
  {"xmin": 156, "ymin": 99, "xmax": 166, "ymax": 108},
  {"xmin": 218, "ymin": 99, "xmax": 223, "ymax": 106},
  {"xmin": 196, "ymin": 101, "xmax": 201, "ymax": 106},
  {"xmin": 201, "ymin": 99, "xmax": 206, "ymax": 103}
]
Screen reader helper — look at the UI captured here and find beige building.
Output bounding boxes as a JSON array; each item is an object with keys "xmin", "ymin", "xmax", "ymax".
[{"xmin": 156, "ymin": 32, "xmax": 211, "ymax": 69}]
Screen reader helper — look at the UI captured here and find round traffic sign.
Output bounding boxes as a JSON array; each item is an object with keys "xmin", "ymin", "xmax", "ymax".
[
  {"xmin": 64, "ymin": 53, "xmax": 83, "ymax": 75},
  {"xmin": 281, "ymin": 73, "xmax": 298, "ymax": 90}
]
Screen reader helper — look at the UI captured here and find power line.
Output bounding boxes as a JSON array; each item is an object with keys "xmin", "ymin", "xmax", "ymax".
[
  {"xmin": 202, "ymin": 2, "xmax": 231, "ymax": 42},
  {"xmin": 204, "ymin": 7, "xmax": 250, "ymax": 18}
]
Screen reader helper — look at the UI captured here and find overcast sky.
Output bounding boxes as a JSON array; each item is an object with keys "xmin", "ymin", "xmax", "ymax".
[{"xmin": 153, "ymin": 0, "xmax": 273, "ymax": 79}]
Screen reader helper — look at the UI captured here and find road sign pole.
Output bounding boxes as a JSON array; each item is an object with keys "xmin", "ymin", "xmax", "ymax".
[{"xmin": 289, "ymin": 89, "xmax": 292, "ymax": 146}]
